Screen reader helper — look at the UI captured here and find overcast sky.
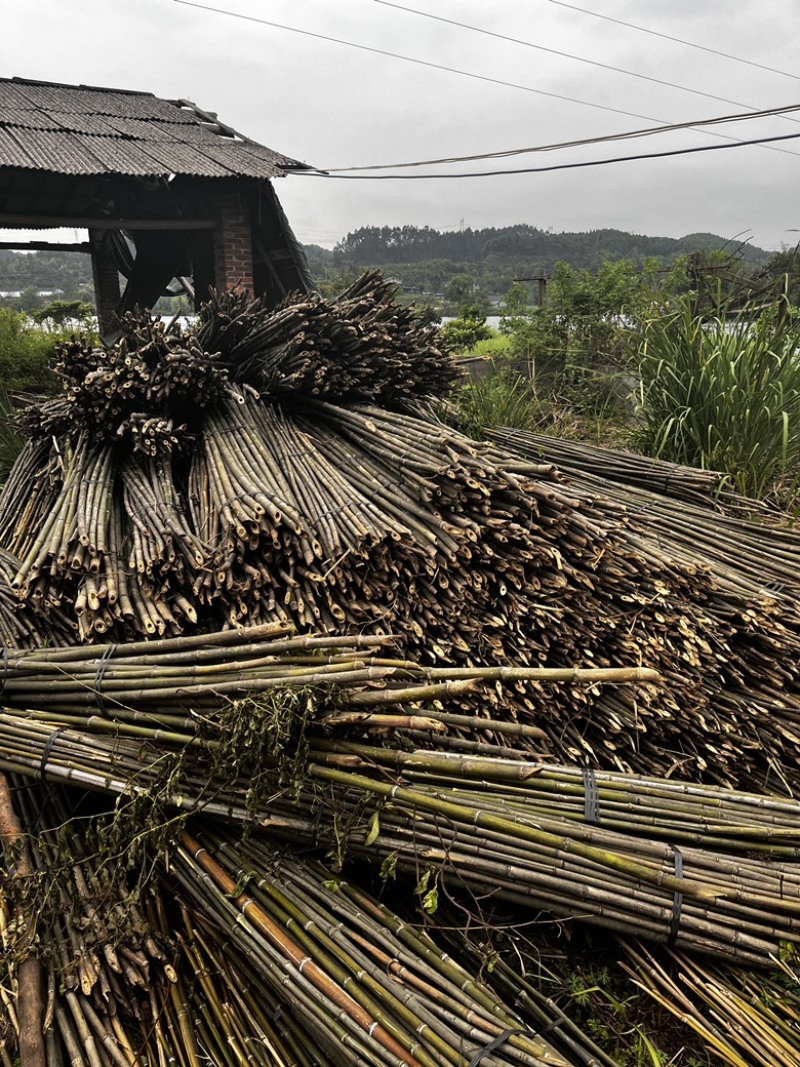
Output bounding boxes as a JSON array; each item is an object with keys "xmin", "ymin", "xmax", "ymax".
[{"xmin": 4, "ymin": 0, "xmax": 800, "ymax": 252}]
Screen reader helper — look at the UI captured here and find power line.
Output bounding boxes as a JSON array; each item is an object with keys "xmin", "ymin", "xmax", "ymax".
[
  {"xmin": 170, "ymin": 0, "xmax": 704, "ymax": 126},
  {"xmin": 547, "ymin": 0, "xmax": 800, "ymax": 82},
  {"xmin": 175, "ymin": 0, "xmax": 800, "ymax": 160},
  {"xmin": 319, "ymin": 102, "xmax": 800, "ymax": 172},
  {"xmin": 374, "ymin": 0, "xmax": 800, "ymax": 120},
  {"xmin": 292, "ymin": 129, "xmax": 800, "ymax": 179}
]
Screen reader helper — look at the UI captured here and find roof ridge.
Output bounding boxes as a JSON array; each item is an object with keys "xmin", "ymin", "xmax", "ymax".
[{"xmin": 5, "ymin": 76, "xmax": 156, "ymax": 99}]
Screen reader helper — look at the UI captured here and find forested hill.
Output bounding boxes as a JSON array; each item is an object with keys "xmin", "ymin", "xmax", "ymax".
[
  {"xmin": 330, "ymin": 225, "xmax": 768, "ymax": 271},
  {"xmin": 0, "ymin": 248, "xmax": 93, "ymax": 298},
  {"xmin": 0, "ymin": 226, "xmax": 772, "ymax": 308}
]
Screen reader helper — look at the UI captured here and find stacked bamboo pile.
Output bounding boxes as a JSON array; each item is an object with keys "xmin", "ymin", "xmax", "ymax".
[
  {"xmin": 169, "ymin": 827, "xmax": 580, "ymax": 1067},
  {"xmin": 3, "ymin": 280, "xmax": 800, "ymax": 793},
  {"xmin": 487, "ymin": 429, "xmax": 758, "ymax": 513},
  {"xmin": 3, "ymin": 787, "xmax": 616, "ymax": 1066},
  {"xmin": 2, "ymin": 628, "xmax": 800, "ymax": 1064},
  {"xmin": 6, "ymin": 276, "xmax": 800, "ymax": 1061},
  {"xmin": 2, "ymin": 779, "xmax": 176, "ymax": 1065},
  {"xmin": 1, "ymin": 641, "xmax": 800, "ymax": 969},
  {"xmin": 488, "ymin": 427, "xmax": 800, "ymax": 601},
  {"xmin": 622, "ymin": 943, "xmax": 800, "ymax": 1067},
  {"xmin": 196, "ymin": 273, "xmax": 460, "ymax": 403}
]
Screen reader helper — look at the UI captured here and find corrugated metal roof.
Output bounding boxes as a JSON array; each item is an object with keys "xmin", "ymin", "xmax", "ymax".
[
  {"xmin": 47, "ymin": 110, "xmax": 132, "ymax": 137},
  {"xmin": 0, "ymin": 77, "xmax": 309, "ymax": 179}
]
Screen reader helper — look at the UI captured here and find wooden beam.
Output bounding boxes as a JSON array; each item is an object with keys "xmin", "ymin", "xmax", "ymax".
[
  {"xmin": 0, "ymin": 240, "xmax": 91, "ymax": 253},
  {"xmin": 0, "ymin": 214, "xmax": 216, "ymax": 231}
]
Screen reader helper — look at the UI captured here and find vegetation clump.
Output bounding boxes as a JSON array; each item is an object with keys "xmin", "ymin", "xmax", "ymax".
[{"xmin": 633, "ymin": 289, "xmax": 800, "ymax": 506}]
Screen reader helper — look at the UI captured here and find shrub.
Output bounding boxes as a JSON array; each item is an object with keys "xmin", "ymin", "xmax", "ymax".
[
  {"xmin": 0, "ymin": 387, "xmax": 23, "ymax": 481},
  {"xmin": 0, "ymin": 308, "xmax": 58, "ymax": 393},
  {"xmin": 440, "ymin": 305, "xmax": 492, "ymax": 353},
  {"xmin": 633, "ymin": 293, "xmax": 800, "ymax": 503},
  {"xmin": 452, "ymin": 373, "xmax": 541, "ymax": 440}
]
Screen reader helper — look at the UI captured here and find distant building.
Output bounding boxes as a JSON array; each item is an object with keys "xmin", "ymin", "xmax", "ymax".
[{"xmin": 0, "ymin": 288, "xmax": 64, "ymax": 298}]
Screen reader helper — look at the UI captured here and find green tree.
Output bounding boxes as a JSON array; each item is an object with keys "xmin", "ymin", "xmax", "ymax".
[
  {"xmin": 506, "ymin": 259, "xmax": 658, "ymax": 376},
  {"xmin": 18, "ymin": 287, "xmax": 43, "ymax": 313},
  {"xmin": 444, "ymin": 273, "xmax": 478, "ymax": 306},
  {"xmin": 31, "ymin": 299, "xmax": 95, "ymax": 332},
  {"xmin": 0, "ymin": 309, "xmax": 57, "ymax": 393},
  {"xmin": 499, "ymin": 282, "xmax": 530, "ymax": 330},
  {"xmin": 439, "ymin": 305, "xmax": 492, "ymax": 353}
]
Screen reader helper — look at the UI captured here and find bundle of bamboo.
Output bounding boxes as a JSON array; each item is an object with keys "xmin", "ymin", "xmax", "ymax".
[
  {"xmin": 3, "ymin": 783, "xmax": 618, "ymax": 1066},
  {"xmin": 170, "ymin": 826, "xmax": 578, "ymax": 1067},
  {"xmin": 2, "ymin": 779, "xmax": 176, "ymax": 1065},
  {"xmin": 5, "ymin": 276, "xmax": 800, "ymax": 1061},
  {"xmin": 2, "ymin": 626, "xmax": 800, "ymax": 1063},
  {"xmin": 489, "ymin": 426, "xmax": 800, "ymax": 600},
  {"xmin": 622, "ymin": 943, "xmax": 800, "ymax": 1067},
  {"xmin": 487, "ymin": 429, "xmax": 749, "ymax": 512},
  {"xmin": 4, "ymin": 284, "xmax": 800, "ymax": 795},
  {"xmin": 196, "ymin": 272, "xmax": 459, "ymax": 404},
  {"xmin": 4, "ymin": 686, "xmax": 800, "ymax": 967}
]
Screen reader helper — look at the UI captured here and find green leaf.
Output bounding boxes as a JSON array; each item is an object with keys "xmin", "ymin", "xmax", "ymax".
[
  {"xmin": 364, "ymin": 811, "xmax": 381, "ymax": 847},
  {"xmin": 422, "ymin": 886, "xmax": 439, "ymax": 915},
  {"xmin": 380, "ymin": 852, "xmax": 398, "ymax": 883}
]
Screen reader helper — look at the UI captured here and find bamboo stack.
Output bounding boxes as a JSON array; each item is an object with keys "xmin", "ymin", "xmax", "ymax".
[
  {"xmin": 1, "ymin": 779, "xmax": 177, "ymax": 1067},
  {"xmin": 170, "ymin": 826, "xmax": 578, "ymax": 1067},
  {"xmin": 4, "ymin": 689, "xmax": 800, "ymax": 967},
  {"xmin": 195, "ymin": 272, "xmax": 460, "ymax": 404},
  {"xmin": 2, "ymin": 628, "xmax": 800, "ymax": 1062},
  {"xmin": 487, "ymin": 429, "xmax": 755, "ymax": 512},
  {"xmin": 4, "ymin": 280, "xmax": 800, "ymax": 793},
  {"xmin": 621, "ymin": 943, "xmax": 800, "ymax": 1067},
  {"xmin": 3, "ymin": 782, "xmax": 615, "ymax": 1066},
  {"xmin": 489, "ymin": 426, "xmax": 800, "ymax": 601},
  {"xmin": 8, "ymin": 276, "xmax": 800, "ymax": 1062}
]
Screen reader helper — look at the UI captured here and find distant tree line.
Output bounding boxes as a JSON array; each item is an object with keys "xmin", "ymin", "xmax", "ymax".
[
  {"xmin": 0, "ymin": 249, "xmax": 93, "ymax": 306},
  {"xmin": 331, "ymin": 224, "xmax": 770, "ymax": 270},
  {"xmin": 0, "ymin": 228, "xmax": 790, "ymax": 316},
  {"xmin": 306, "ymin": 224, "xmax": 775, "ymax": 308}
]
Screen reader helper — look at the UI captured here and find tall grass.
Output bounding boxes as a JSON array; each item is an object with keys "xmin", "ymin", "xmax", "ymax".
[
  {"xmin": 634, "ymin": 293, "xmax": 800, "ymax": 504},
  {"xmin": 454, "ymin": 374, "xmax": 538, "ymax": 440}
]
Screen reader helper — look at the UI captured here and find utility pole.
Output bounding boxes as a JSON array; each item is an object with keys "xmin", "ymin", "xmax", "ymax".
[{"xmin": 514, "ymin": 274, "xmax": 548, "ymax": 306}]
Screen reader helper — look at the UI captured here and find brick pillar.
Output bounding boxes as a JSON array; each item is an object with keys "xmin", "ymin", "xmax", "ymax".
[
  {"xmin": 212, "ymin": 190, "xmax": 254, "ymax": 295},
  {"xmin": 89, "ymin": 230, "xmax": 121, "ymax": 337}
]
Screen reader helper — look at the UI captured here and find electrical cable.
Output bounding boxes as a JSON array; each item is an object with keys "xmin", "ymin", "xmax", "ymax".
[
  {"xmin": 171, "ymin": 0, "xmax": 716, "ymax": 126},
  {"xmin": 174, "ymin": 0, "xmax": 800, "ymax": 163},
  {"xmin": 291, "ymin": 128, "xmax": 800, "ymax": 180},
  {"xmin": 318, "ymin": 102, "xmax": 800, "ymax": 172},
  {"xmin": 546, "ymin": 0, "xmax": 800, "ymax": 82},
  {"xmin": 374, "ymin": 0, "xmax": 800, "ymax": 120}
]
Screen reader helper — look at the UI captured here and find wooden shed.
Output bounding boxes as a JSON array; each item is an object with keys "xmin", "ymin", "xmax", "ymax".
[{"xmin": 0, "ymin": 76, "xmax": 314, "ymax": 333}]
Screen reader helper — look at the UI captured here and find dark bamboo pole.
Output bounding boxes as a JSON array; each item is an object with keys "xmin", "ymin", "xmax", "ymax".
[{"xmin": 0, "ymin": 773, "xmax": 45, "ymax": 1067}]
